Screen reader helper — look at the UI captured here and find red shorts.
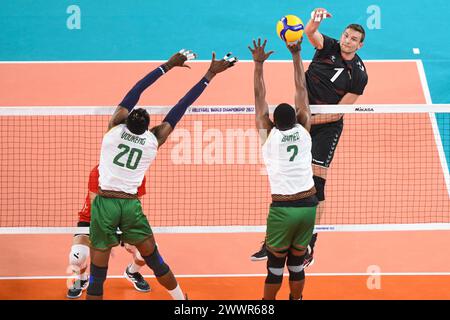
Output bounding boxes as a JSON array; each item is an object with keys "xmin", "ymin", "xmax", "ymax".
[{"xmin": 78, "ymin": 165, "xmax": 147, "ymax": 223}]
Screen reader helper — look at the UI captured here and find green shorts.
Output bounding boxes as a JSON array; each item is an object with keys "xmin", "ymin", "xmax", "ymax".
[
  {"xmin": 266, "ymin": 206, "xmax": 317, "ymax": 252},
  {"xmin": 90, "ymin": 196, "xmax": 153, "ymax": 250}
]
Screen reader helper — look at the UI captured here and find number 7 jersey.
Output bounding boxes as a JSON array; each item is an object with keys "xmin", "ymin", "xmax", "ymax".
[
  {"xmin": 262, "ymin": 124, "xmax": 314, "ymax": 196},
  {"xmin": 99, "ymin": 124, "xmax": 159, "ymax": 194}
]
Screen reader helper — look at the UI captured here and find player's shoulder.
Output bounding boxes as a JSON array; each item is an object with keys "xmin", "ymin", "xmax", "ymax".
[
  {"xmin": 311, "ymin": 34, "xmax": 338, "ymax": 56},
  {"xmin": 353, "ymin": 54, "xmax": 368, "ymax": 75},
  {"xmin": 295, "ymin": 123, "xmax": 311, "ymax": 135},
  {"xmin": 322, "ymin": 34, "xmax": 339, "ymax": 43},
  {"xmin": 262, "ymin": 126, "xmax": 277, "ymax": 144},
  {"xmin": 146, "ymin": 129, "xmax": 159, "ymax": 146},
  {"xmin": 320, "ymin": 34, "xmax": 339, "ymax": 50},
  {"xmin": 105, "ymin": 123, "xmax": 125, "ymax": 135}
]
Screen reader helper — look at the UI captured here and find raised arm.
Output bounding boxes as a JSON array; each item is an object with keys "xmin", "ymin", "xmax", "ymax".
[
  {"xmin": 108, "ymin": 50, "xmax": 196, "ymax": 130},
  {"xmin": 287, "ymin": 40, "xmax": 311, "ymax": 132},
  {"xmin": 304, "ymin": 8, "xmax": 332, "ymax": 50},
  {"xmin": 248, "ymin": 38, "xmax": 274, "ymax": 144},
  {"xmin": 151, "ymin": 52, "xmax": 237, "ymax": 147}
]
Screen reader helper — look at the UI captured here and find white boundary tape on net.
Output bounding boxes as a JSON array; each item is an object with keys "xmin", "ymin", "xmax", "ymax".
[{"xmin": 1, "ymin": 104, "xmax": 450, "ymax": 116}]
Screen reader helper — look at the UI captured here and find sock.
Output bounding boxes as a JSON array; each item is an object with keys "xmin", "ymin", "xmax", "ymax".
[
  {"xmin": 128, "ymin": 262, "xmax": 142, "ymax": 274},
  {"xmin": 168, "ymin": 284, "xmax": 185, "ymax": 300},
  {"xmin": 79, "ymin": 272, "xmax": 89, "ymax": 281}
]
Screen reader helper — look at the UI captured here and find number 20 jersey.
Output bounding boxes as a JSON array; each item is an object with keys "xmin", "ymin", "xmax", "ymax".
[
  {"xmin": 262, "ymin": 124, "xmax": 314, "ymax": 196},
  {"xmin": 99, "ymin": 124, "xmax": 158, "ymax": 194}
]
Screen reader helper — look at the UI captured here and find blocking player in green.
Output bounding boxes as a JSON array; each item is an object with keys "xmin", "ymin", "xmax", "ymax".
[
  {"xmin": 248, "ymin": 38, "xmax": 318, "ymax": 300},
  {"xmin": 86, "ymin": 49, "xmax": 237, "ymax": 300}
]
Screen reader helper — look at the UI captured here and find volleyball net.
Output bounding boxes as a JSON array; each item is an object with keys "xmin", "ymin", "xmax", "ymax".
[{"xmin": 0, "ymin": 104, "xmax": 449, "ymax": 234}]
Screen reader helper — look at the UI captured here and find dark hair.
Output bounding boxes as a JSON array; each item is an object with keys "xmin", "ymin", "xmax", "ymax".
[
  {"xmin": 345, "ymin": 24, "xmax": 365, "ymax": 42},
  {"xmin": 126, "ymin": 108, "xmax": 150, "ymax": 135},
  {"xmin": 273, "ymin": 103, "xmax": 296, "ymax": 130}
]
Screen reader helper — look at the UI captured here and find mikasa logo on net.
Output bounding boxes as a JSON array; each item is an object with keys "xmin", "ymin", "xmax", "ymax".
[{"xmin": 355, "ymin": 107, "xmax": 374, "ymax": 112}]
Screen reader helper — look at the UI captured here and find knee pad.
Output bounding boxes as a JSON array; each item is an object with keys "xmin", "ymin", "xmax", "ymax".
[
  {"xmin": 69, "ymin": 244, "xmax": 89, "ymax": 272},
  {"xmin": 86, "ymin": 263, "xmax": 108, "ymax": 296},
  {"xmin": 287, "ymin": 253, "xmax": 305, "ymax": 281},
  {"xmin": 313, "ymin": 176, "xmax": 326, "ymax": 201},
  {"xmin": 265, "ymin": 251, "xmax": 287, "ymax": 284},
  {"xmin": 143, "ymin": 246, "xmax": 170, "ymax": 277}
]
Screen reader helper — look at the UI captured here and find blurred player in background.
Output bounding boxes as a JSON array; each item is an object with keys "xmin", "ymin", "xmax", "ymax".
[
  {"xmin": 66, "ymin": 165, "xmax": 150, "ymax": 299},
  {"xmin": 86, "ymin": 49, "xmax": 237, "ymax": 300},
  {"xmin": 249, "ymin": 38, "xmax": 317, "ymax": 300}
]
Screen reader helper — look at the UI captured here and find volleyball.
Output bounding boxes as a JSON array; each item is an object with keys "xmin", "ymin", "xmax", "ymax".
[{"xmin": 276, "ymin": 15, "xmax": 304, "ymax": 44}]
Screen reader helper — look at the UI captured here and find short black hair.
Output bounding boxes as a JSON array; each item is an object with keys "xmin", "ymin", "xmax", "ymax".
[
  {"xmin": 345, "ymin": 24, "xmax": 365, "ymax": 42},
  {"xmin": 126, "ymin": 108, "xmax": 150, "ymax": 135},
  {"xmin": 273, "ymin": 103, "xmax": 296, "ymax": 130}
]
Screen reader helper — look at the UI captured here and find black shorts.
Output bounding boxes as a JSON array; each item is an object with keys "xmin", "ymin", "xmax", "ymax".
[
  {"xmin": 74, "ymin": 221, "xmax": 90, "ymax": 237},
  {"xmin": 75, "ymin": 221, "xmax": 125, "ymax": 245},
  {"xmin": 310, "ymin": 117, "xmax": 344, "ymax": 168}
]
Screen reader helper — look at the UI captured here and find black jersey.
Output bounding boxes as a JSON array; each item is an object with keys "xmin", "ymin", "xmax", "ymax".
[{"xmin": 306, "ymin": 35, "xmax": 368, "ymax": 105}]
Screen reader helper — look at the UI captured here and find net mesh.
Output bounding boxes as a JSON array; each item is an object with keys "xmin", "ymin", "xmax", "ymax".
[{"xmin": 0, "ymin": 105, "xmax": 449, "ymax": 231}]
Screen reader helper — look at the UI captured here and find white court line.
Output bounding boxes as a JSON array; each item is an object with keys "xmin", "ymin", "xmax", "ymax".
[
  {"xmin": 416, "ymin": 60, "xmax": 450, "ymax": 197},
  {"xmin": 1, "ymin": 272, "xmax": 450, "ymax": 280},
  {"xmin": 0, "ymin": 59, "xmax": 422, "ymax": 64}
]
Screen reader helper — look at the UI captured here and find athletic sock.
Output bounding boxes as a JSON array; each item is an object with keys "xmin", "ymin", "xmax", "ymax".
[
  {"xmin": 79, "ymin": 272, "xmax": 89, "ymax": 281},
  {"xmin": 128, "ymin": 262, "xmax": 141, "ymax": 274},
  {"xmin": 168, "ymin": 284, "xmax": 185, "ymax": 300}
]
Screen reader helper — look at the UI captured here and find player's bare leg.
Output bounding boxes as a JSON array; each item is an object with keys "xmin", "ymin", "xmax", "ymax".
[
  {"xmin": 135, "ymin": 235, "xmax": 185, "ymax": 300},
  {"xmin": 123, "ymin": 243, "xmax": 151, "ymax": 292}
]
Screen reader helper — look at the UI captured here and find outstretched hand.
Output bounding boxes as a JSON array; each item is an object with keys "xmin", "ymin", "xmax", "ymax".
[
  {"xmin": 286, "ymin": 37, "xmax": 303, "ymax": 55},
  {"xmin": 310, "ymin": 8, "xmax": 332, "ymax": 22},
  {"xmin": 248, "ymin": 38, "xmax": 274, "ymax": 63},
  {"xmin": 207, "ymin": 52, "xmax": 238, "ymax": 75},
  {"xmin": 166, "ymin": 49, "xmax": 197, "ymax": 69}
]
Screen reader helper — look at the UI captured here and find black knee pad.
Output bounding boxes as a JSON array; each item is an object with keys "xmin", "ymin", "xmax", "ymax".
[
  {"xmin": 143, "ymin": 246, "xmax": 170, "ymax": 277},
  {"xmin": 313, "ymin": 176, "xmax": 326, "ymax": 201},
  {"xmin": 86, "ymin": 263, "xmax": 108, "ymax": 296},
  {"xmin": 309, "ymin": 233, "xmax": 318, "ymax": 249},
  {"xmin": 287, "ymin": 253, "xmax": 305, "ymax": 281},
  {"xmin": 265, "ymin": 251, "xmax": 287, "ymax": 284}
]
